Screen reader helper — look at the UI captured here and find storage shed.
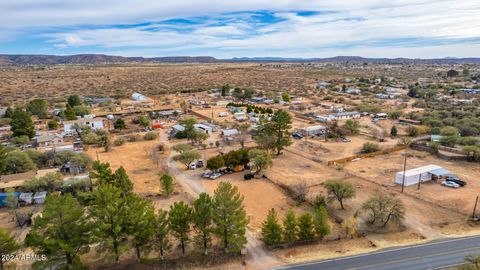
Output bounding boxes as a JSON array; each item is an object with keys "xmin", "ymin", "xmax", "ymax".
[{"xmin": 394, "ymin": 165, "xmax": 453, "ymax": 186}]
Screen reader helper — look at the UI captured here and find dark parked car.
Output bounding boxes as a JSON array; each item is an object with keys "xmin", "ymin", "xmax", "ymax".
[
  {"xmin": 445, "ymin": 177, "xmax": 466, "ymax": 187},
  {"xmin": 244, "ymin": 173, "xmax": 254, "ymax": 180},
  {"xmin": 292, "ymin": 133, "xmax": 303, "ymax": 139},
  {"xmin": 196, "ymin": 160, "xmax": 204, "ymax": 167}
]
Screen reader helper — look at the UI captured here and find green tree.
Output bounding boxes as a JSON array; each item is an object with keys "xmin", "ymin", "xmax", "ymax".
[
  {"xmin": 282, "ymin": 210, "xmax": 298, "ymax": 245},
  {"xmin": 26, "ymin": 99, "xmax": 49, "ymax": 119},
  {"xmin": 297, "ymin": 213, "xmax": 315, "ymax": 241},
  {"xmin": 124, "ymin": 195, "xmax": 156, "ymax": 260},
  {"xmin": 459, "ymin": 254, "xmax": 480, "ymax": 270},
  {"xmin": 48, "ymin": 119, "xmax": 59, "ymax": 130},
  {"xmin": 172, "ymin": 143, "xmax": 193, "ymax": 153},
  {"xmin": 0, "ymin": 228, "xmax": 20, "ymax": 270},
  {"xmin": 114, "ymin": 118, "xmax": 126, "ymax": 130},
  {"xmin": 10, "ymin": 108, "xmax": 35, "ymax": 139},
  {"xmin": 160, "ymin": 174, "xmax": 174, "ymax": 196},
  {"xmin": 313, "ymin": 206, "xmax": 330, "ymax": 240},
  {"xmin": 342, "ymin": 120, "xmax": 360, "ymax": 135},
  {"xmin": 389, "ymin": 111, "xmax": 402, "ymax": 120},
  {"xmin": 4, "ymin": 107, "xmax": 14, "ymax": 118},
  {"xmin": 446, "ymin": 69, "xmax": 459, "ymax": 77},
  {"xmin": 5, "ymin": 151, "xmax": 37, "ymax": 174},
  {"xmin": 153, "ymin": 209, "xmax": 171, "ymax": 259},
  {"xmin": 325, "ymin": 180, "xmax": 356, "ymax": 210},
  {"xmin": 221, "ymin": 84, "xmax": 229, "ymax": 97},
  {"xmin": 361, "ymin": 142, "xmax": 380, "ymax": 154},
  {"xmin": 89, "ymin": 161, "xmax": 114, "ymax": 187},
  {"xmin": 113, "ymin": 166, "xmax": 133, "ymax": 196},
  {"xmin": 67, "ymin": 95, "xmax": 82, "ymax": 107},
  {"xmin": 248, "ymin": 149, "xmax": 272, "ymax": 175},
  {"xmin": 137, "ymin": 115, "xmax": 151, "ymax": 128},
  {"xmin": 73, "ymin": 105, "xmax": 90, "ymax": 116},
  {"xmin": 89, "ymin": 184, "xmax": 129, "ymax": 263},
  {"xmin": 206, "ymin": 155, "xmax": 225, "ymax": 171},
  {"xmin": 361, "ymin": 194, "xmax": 405, "ymax": 227},
  {"xmin": 26, "ymin": 193, "xmax": 92, "ymax": 268},
  {"xmin": 254, "ymin": 109, "xmax": 292, "ymax": 155},
  {"xmin": 190, "ymin": 129, "xmax": 209, "ymax": 145},
  {"xmin": 192, "ymin": 193, "xmax": 214, "ymax": 255},
  {"xmin": 261, "ymin": 208, "xmax": 283, "ymax": 247},
  {"xmin": 169, "ymin": 201, "xmax": 192, "ymax": 255},
  {"xmin": 212, "ymin": 182, "xmax": 248, "ymax": 253},
  {"xmin": 11, "ymin": 135, "xmax": 30, "ymax": 145},
  {"xmin": 0, "ymin": 145, "xmax": 8, "ymax": 174},
  {"xmin": 282, "ymin": 92, "xmax": 291, "ymax": 102},
  {"xmin": 173, "ymin": 150, "xmax": 201, "ymax": 169},
  {"xmin": 390, "ymin": 125, "xmax": 398, "ymax": 137},
  {"xmin": 64, "ymin": 104, "xmax": 77, "ymax": 121}
]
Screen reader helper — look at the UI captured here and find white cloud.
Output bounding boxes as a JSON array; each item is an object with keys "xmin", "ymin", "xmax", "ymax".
[{"xmin": 1, "ymin": 0, "xmax": 480, "ymax": 57}]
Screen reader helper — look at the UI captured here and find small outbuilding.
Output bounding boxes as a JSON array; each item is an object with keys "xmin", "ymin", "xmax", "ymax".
[
  {"xmin": 394, "ymin": 165, "xmax": 453, "ymax": 186},
  {"xmin": 33, "ymin": 191, "xmax": 48, "ymax": 204}
]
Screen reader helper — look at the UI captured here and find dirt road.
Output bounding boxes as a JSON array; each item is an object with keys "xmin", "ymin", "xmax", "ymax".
[{"xmin": 162, "ymin": 132, "xmax": 281, "ymax": 269}]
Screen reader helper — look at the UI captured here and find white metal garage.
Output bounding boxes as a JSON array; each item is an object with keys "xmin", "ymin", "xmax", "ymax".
[{"xmin": 394, "ymin": 165, "xmax": 452, "ymax": 186}]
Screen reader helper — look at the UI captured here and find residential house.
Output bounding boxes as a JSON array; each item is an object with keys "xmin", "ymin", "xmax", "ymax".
[
  {"xmin": 33, "ymin": 132, "xmax": 64, "ymax": 147},
  {"xmin": 63, "ymin": 117, "xmax": 111, "ymax": 136},
  {"xmin": 330, "ymin": 111, "xmax": 361, "ymax": 120}
]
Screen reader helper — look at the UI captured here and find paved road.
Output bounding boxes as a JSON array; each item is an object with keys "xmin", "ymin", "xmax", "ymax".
[{"xmin": 274, "ymin": 236, "xmax": 480, "ymax": 270}]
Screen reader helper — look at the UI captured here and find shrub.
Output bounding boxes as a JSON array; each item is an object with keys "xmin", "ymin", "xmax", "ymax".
[
  {"xmin": 143, "ymin": 132, "xmax": 159, "ymax": 141},
  {"xmin": 406, "ymin": 126, "xmax": 419, "ymax": 137},
  {"xmin": 81, "ymin": 132, "xmax": 100, "ymax": 145},
  {"xmin": 125, "ymin": 134, "xmax": 141, "ymax": 142},
  {"xmin": 113, "ymin": 137, "xmax": 125, "ymax": 146},
  {"xmin": 361, "ymin": 142, "xmax": 380, "ymax": 154}
]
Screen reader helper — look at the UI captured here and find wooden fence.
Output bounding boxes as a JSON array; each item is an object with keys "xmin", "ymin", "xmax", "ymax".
[{"xmin": 327, "ymin": 145, "xmax": 408, "ymax": 166}]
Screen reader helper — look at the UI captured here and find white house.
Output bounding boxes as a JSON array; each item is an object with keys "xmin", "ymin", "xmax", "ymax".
[
  {"xmin": 63, "ymin": 118, "xmax": 110, "ymax": 136},
  {"xmin": 297, "ymin": 125, "xmax": 326, "ymax": 136},
  {"xmin": 330, "ymin": 111, "xmax": 361, "ymax": 120},
  {"xmin": 345, "ymin": 88, "xmax": 361, "ymax": 95},
  {"xmin": 218, "ymin": 112, "xmax": 229, "ymax": 117},
  {"xmin": 194, "ymin": 124, "xmax": 213, "ymax": 134},
  {"xmin": 222, "ymin": 129, "xmax": 239, "ymax": 137},
  {"xmin": 394, "ymin": 165, "xmax": 453, "ymax": 186}
]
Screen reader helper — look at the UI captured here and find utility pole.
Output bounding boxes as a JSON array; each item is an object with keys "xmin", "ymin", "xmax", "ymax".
[
  {"xmin": 401, "ymin": 152, "xmax": 407, "ymax": 193},
  {"xmin": 417, "ymin": 173, "xmax": 422, "ymax": 190},
  {"xmin": 472, "ymin": 196, "xmax": 479, "ymax": 220},
  {"xmin": 96, "ymin": 151, "xmax": 99, "ymax": 161}
]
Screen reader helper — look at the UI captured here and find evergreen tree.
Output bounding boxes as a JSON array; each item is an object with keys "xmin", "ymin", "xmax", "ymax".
[
  {"xmin": 64, "ymin": 104, "xmax": 77, "ymax": 120},
  {"xmin": 298, "ymin": 213, "xmax": 315, "ymax": 241},
  {"xmin": 261, "ymin": 208, "xmax": 283, "ymax": 247},
  {"xmin": 212, "ymin": 182, "xmax": 248, "ymax": 253},
  {"xmin": 153, "ymin": 209, "xmax": 171, "ymax": 259},
  {"xmin": 89, "ymin": 161, "xmax": 114, "ymax": 187},
  {"xmin": 192, "ymin": 193, "xmax": 214, "ymax": 255},
  {"xmin": 0, "ymin": 227, "xmax": 20, "ymax": 270},
  {"xmin": 26, "ymin": 99, "xmax": 49, "ymax": 119},
  {"xmin": 124, "ymin": 195, "xmax": 156, "ymax": 260},
  {"xmin": 390, "ymin": 125, "xmax": 398, "ymax": 137},
  {"xmin": 254, "ymin": 109, "xmax": 292, "ymax": 155},
  {"xmin": 313, "ymin": 206, "xmax": 330, "ymax": 240},
  {"xmin": 160, "ymin": 174, "xmax": 174, "ymax": 197},
  {"xmin": 113, "ymin": 166, "xmax": 133, "ymax": 196},
  {"xmin": 4, "ymin": 107, "xmax": 14, "ymax": 118},
  {"xmin": 89, "ymin": 184, "xmax": 129, "ymax": 263},
  {"xmin": 114, "ymin": 118, "xmax": 126, "ymax": 130},
  {"xmin": 169, "ymin": 201, "xmax": 192, "ymax": 255},
  {"xmin": 26, "ymin": 194, "xmax": 92, "ymax": 268},
  {"xmin": 10, "ymin": 108, "xmax": 35, "ymax": 139},
  {"xmin": 282, "ymin": 210, "xmax": 298, "ymax": 245},
  {"xmin": 67, "ymin": 95, "xmax": 82, "ymax": 107},
  {"xmin": 0, "ymin": 145, "xmax": 8, "ymax": 174}
]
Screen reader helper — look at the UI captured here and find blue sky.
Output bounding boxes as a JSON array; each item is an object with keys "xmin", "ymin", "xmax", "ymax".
[{"xmin": 1, "ymin": 0, "xmax": 480, "ymax": 58}]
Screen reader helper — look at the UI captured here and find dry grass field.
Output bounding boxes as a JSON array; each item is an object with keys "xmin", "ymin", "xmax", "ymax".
[{"xmin": 0, "ymin": 63, "xmax": 345, "ymax": 106}]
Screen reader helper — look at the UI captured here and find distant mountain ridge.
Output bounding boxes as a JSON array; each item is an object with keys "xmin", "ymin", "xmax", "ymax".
[{"xmin": 0, "ymin": 54, "xmax": 479, "ymax": 65}]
